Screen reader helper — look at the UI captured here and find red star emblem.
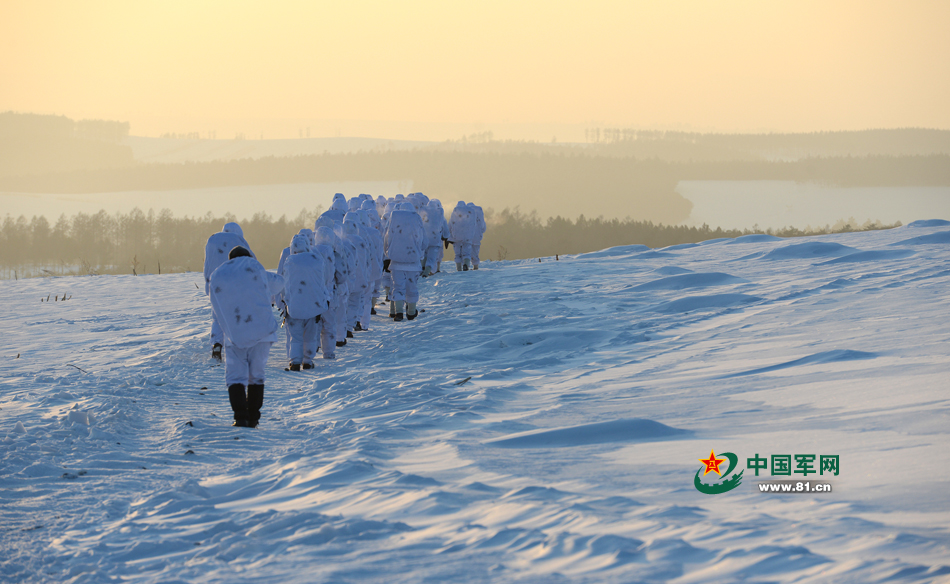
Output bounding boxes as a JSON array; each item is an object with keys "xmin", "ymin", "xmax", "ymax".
[{"xmin": 699, "ymin": 450, "xmax": 725, "ymax": 476}]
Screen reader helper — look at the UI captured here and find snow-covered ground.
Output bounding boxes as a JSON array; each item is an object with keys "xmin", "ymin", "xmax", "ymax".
[{"xmin": 2, "ymin": 221, "xmax": 949, "ymax": 583}]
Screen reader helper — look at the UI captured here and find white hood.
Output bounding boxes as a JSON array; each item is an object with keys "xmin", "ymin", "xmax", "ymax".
[{"xmin": 222, "ymin": 222, "xmax": 244, "ymax": 238}]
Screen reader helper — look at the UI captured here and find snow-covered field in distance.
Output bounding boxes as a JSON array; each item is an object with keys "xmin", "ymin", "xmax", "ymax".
[
  {"xmin": 2, "ymin": 221, "xmax": 950, "ymax": 583},
  {"xmin": 677, "ymin": 180, "xmax": 950, "ymax": 231}
]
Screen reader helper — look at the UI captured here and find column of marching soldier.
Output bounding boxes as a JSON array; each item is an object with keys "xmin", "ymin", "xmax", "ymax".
[{"xmin": 202, "ymin": 193, "xmax": 487, "ymax": 427}]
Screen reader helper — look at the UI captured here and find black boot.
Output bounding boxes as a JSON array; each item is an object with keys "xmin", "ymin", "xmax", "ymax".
[
  {"xmin": 346, "ymin": 330, "xmax": 354, "ymax": 338},
  {"xmin": 246, "ymin": 384, "xmax": 264, "ymax": 428},
  {"xmin": 287, "ymin": 362, "xmax": 301, "ymax": 372},
  {"xmin": 228, "ymin": 384, "xmax": 249, "ymax": 427},
  {"xmin": 336, "ymin": 340, "xmax": 347, "ymax": 347}
]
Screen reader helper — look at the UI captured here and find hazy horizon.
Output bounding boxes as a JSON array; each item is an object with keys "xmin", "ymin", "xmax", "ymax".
[
  {"xmin": 3, "ymin": 1, "xmax": 949, "ymax": 142},
  {"xmin": 4, "ymin": 1, "xmax": 949, "ymax": 242}
]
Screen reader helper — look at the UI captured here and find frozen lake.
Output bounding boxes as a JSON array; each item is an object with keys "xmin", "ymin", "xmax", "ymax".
[{"xmin": 677, "ymin": 180, "xmax": 950, "ymax": 230}]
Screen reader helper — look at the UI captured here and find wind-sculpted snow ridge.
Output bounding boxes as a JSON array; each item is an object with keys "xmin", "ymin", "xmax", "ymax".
[
  {"xmin": 905, "ymin": 219, "xmax": 950, "ymax": 228},
  {"xmin": 636, "ymin": 250, "xmax": 677, "ymax": 259},
  {"xmin": 760, "ymin": 241, "xmax": 858, "ymax": 260},
  {"xmin": 630, "ymin": 272, "xmax": 746, "ymax": 291},
  {"xmin": 719, "ymin": 349, "xmax": 878, "ymax": 378},
  {"xmin": 485, "ymin": 418, "xmax": 691, "ymax": 448},
  {"xmin": 652, "ymin": 266, "xmax": 693, "ymax": 275},
  {"xmin": 651, "ymin": 293, "xmax": 762, "ymax": 314},
  {"xmin": 576, "ymin": 244, "xmax": 650, "ymax": 259},
  {"xmin": 698, "ymin": 237, "xmax": 732, "ymax": 246},
  {"xmin": 661, "ymin": 243, "xmax": 701, "ymax": 251},
  {"xmin": 724, "ymin": 234, "xmax": 785, "ymax": 244},
  {"xmin": 891, "ymin": 230, "xmax": 950, "ymax": 246},
  {"xmin": 816, "ymin": 248, "xmax": 916, "ymax": 265},
  {"xmin": 3, "ymin": 221, "xmax": 950, "ymax": 583}
]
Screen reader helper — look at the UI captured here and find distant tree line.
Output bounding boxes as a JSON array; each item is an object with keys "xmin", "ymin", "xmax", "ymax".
[
  {"xmin": 159, "ymin": 132, "xmax": 203, "ymax": 140},
  {"xmin": 481, "ymin": 208, "xmax": 743, "ymax": 260},
  {"xmin": 479, "ymin": 208, "xmax": 899, "ymax": 260},
  {"xmin": 0, "ymin": 206, "xmax": 900, "ymax": 280},
  {"xmin": 0, "ymin": 112, "xmax": 133, "ymax": 177},
  {"xmin": 0, "ymin": 207, "xmax": 322, "ymax": 278},
  {"xmin": 582, "ymin": 128, "xmax": 950, "ymax": 161},
  {"xmin": 0, "ymin": 112, "xmax": 130, "ymax": 143}
]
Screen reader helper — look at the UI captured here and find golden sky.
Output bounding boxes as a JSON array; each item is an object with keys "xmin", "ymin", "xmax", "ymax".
[{"xmin": 2, "ymin": 0, "xmax": 948, "ymax": 140}]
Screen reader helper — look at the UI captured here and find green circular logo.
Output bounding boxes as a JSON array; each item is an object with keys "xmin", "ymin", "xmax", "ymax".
[{"xmin": 694, "ymin": 450, "xmax": 744, "ymax": 495}]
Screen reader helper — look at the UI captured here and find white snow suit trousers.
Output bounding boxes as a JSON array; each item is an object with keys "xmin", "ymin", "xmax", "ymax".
[
  {"xmin": 360, "ymin": 290, "xmax": 372, "ymax": 330},
  {"xmin": 424, "ymin": 245, "xmax": 442, "ymax": 273},
  {"xmin": 225, "ymin": 341, "xmax": 272, "ymax": 386},
  {"xmin": 318, "ymin": 297, "xmax": 339, "ymax": 358},
  {"xmin": 333, "ymin": 283, "xmax": 349, "ymax": 342},
  {"xmin": 287, "ymin": 316, "xmax": 319, "ymax": 365},
  {"xmin": 453, "ymin": 242, "xmax": 472, "ymax": 264},
  {"xmin": 391, "ymin": 269, "xmax": 421, "ymax": 303},
  {"xmin": 211, "ymin": 311, "xmax": 224, "ymax": 346},
  {"xmin": 284, "ymin": 318, "xmax": 292, "ymax": 360},
  {"xmin": 346, "ymin": 290, "xmax": 362, "ymax": 330}
]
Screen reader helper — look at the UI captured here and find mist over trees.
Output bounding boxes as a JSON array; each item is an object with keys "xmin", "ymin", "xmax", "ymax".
[
  {"xmin": 0, "ymin": 114, "xmax": 942, "ymax": 278},
  {"xmin": 0, "ymin": 206, "xmax": 899, "ymax": 280},
  {"xmin": 0, "ymin": 207, "xmax": 322, "ymax": 278},
  {"xmin": 3, "ymin": 150, "xmax": 948, "ymax": 227},
  {"xmin": 0, "ymin": 151, "xmax": 690, "ymax": 224}
]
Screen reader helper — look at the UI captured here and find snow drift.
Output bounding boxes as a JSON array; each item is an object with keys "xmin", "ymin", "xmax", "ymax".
[{"xmin": 2, "ymin": 221, "xmax": 950, "ymax": 583}]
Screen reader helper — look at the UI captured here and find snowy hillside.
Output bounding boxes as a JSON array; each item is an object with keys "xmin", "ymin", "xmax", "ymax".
[{"xmin": 2, "ymin": 222, "xmax": 950, "ymax": 583}]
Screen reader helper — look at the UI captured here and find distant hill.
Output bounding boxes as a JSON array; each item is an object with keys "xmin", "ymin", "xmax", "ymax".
[
  {"xmin": 578, "ymin": 128, "xmax": 950, "ymax": 161},
  {"xmin": 121, "ymin": 128, "xmax": 950, "ymax": 165},
  {"xmin": 124, "ymin": 135, "xmax": 432, "ymax": 164},
  {"xmin": 2, "ymin": 151, "xmax": 948, "ymax": 226},
  {"xmin": 0, "ymin": 152, "xmax": 689, "ymax": 224},
  {"xmin": 0, "ymin": 112, "xmax": 134, "ymax": 177},
  {"xmin": 3, "ymin": 118, "xmax": 948, "ymax": 226}
]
